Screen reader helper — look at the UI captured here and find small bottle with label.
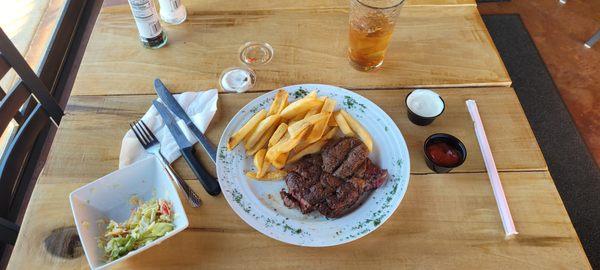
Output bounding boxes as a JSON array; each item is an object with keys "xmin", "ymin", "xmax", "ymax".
[
  {"xmin": 127, "ymin": 0, "xmax": 167, "ymax": 49},
  {"xmin": 158, "ymin": 0, "xmax": 187, "ymax": 25}
]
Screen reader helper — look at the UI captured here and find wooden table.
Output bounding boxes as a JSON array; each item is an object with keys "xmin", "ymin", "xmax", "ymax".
[{"xmin": 7, "ymin": 0, "xmax": 590, "ymax": 269}]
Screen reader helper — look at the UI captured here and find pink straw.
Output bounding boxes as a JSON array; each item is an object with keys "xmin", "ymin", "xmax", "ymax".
[{"xmin": 466, "ymin": 100, "xmax": 518, "ymax": 237}]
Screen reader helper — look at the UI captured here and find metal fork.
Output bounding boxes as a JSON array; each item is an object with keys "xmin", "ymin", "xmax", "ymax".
[{"xmin": 130, "ymin": 120, "xmax": 201, "ymax": 207}]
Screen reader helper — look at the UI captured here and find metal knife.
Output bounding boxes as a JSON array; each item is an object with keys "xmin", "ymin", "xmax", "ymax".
[
  {"xmin": 154, "ymin": 78, "xmax": 217, "ymax": 164},
  {"xmin": 153, "ymin": 100, "xmax": 221, "ymax": 196}
]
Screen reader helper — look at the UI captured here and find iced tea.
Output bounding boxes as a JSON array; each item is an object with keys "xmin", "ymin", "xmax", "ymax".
[{"xmin": 348, "ymin": 0, "xmax": 404, "ymax": 71}]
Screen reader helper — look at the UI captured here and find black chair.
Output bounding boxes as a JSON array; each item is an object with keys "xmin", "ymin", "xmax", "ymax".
[
  {"xmin": 0, "ymin": 1, "xmax": 102, "ymax": 263},
  {"xmin": 0, "ymin": 27, "xmax": 64, "ymax": 254}
]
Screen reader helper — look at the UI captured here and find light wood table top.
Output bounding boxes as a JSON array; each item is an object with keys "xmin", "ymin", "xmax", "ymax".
[
  {"xmin": 178, "ymin": 0, "xmax": 478, "ymax": 10},
  {"xmin": 72, "ymin": 3, "xmax": 508, "ymax": 96},
  {"xmin": 7, "ymin": 1, "xmax": 590, "ymax": 269}
]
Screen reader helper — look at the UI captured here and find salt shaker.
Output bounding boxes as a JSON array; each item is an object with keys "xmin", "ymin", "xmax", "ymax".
[{"xmin": 158, "ymin": 0, "xmax": 187, "ymax": 25}]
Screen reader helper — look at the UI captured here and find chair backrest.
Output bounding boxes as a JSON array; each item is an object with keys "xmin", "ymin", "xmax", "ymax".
[{"xmin": 0, "ymin": 27, "xmax": 64, "ymax": 225}]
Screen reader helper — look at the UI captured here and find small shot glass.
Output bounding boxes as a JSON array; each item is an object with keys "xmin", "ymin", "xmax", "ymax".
[
  {"xmin": 405, "ymin": 89, "xmax": 445, "ymax": 126},
  {"xmin": 239, "ymin": 41, "xmax": 274, "ymax": 66},
  {"xmin": 423, "ymin": 133, "xmax": 467, "ymax": 173}
]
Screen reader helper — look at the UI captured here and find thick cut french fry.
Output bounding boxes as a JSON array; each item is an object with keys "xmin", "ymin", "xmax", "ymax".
[
  {"xmin": 247, "ymin": 124, "xmax": 277, "ymax": 155},
  {"xmin": 288, "ymin": 113, "xmax": 327, "ymax": 138},
  {"xmin": 266, "ymin": 133, "xmax": 290, "ymax": 162},
  {"xmin": 294, "ymin": 126, "xmax": 338, "ymax": 153},
  {"xmin": 280, "ymin": 98, "xmax": 323, "ymax": 119},
  {"xmin": 288, "ymin": 112, "xmax": 305, "ymax": 126},
  {"xmin": 305, "ymin": 106, "xmax": 321, "ymax": 117},
  {"xmin": 254, "ymin": 149, "xmax": 266, "ymax": 170},
  {"xmin": 268, "ymin": 123, "xmax": 288, "ymax": 148},
  {"xmin": 306, "ymin": 98, "xmax": 336, "ymax": 143},
  {"xmin": 246, "ymin": 170, "xmax": 287, "ymax": 181},
  {"xmin": 268, "ymin": 89, "xmax": 289, "ymax": 115},
  {"xmin": 334, "ymin": 111, "xmax": 355, "ymax": 137},
  {"xmin": 258, "ymin": 159, "xmax": 271, "ymax": 178},
  {"xmin": 323, "ymin": 126, "xmax": 338, "ymax": 140},
  {"xmin": 245, "ymin": 114, "xmax": 280, "ymax": 150},
  {"xmin": 265, "ymin": 147, "xmax": 278, "ymax": 163},
  {"xmin": 269, "ymin": 128, "xmax": 309, "ymax": 156},
  {"xmin": 227, "ymin": 110, "xmax": 267, "ymax": 150},
  {"xmin": 271, "ymin": 152, "xmax": 289, "ymax": 169},
  {"xmin": 294, "ymin": 138, "xmax": 311, "ymax": 152},
  {"xmin": 328, "ymin": 115, "xmax": 338, "ymax": 126},
  {"xmin": 340, "ymin": 110, "xmax": 373, "ymax": 152},
  {"xmin": 299, "ymin": 106, "xmax": 322, "ymax": 137},
  {"xmin": 288, "ymin": 139, "xmax": 329, "ymax": 164}
]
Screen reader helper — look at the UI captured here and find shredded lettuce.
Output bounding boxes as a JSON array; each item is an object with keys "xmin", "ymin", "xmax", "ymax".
[{"xmin": 99, "ymin": 198, "xmax": 174, "ymax": 261}]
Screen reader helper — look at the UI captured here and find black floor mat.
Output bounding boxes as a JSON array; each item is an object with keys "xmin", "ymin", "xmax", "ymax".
[{"xmin": 482, "ymin": 14, "xmax": 600, "ymax": 268}]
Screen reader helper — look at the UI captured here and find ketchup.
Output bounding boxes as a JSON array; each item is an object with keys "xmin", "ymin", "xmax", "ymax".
[{"xmin": 426, "ymin": 141, "xmax": 461, "ymax": 167}]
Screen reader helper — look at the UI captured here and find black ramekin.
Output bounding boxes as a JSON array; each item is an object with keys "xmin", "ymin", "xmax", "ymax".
[
  {"xmin": 423, "ymin": 133, "xmax": 467, "ymax": 173},
  {"xmin": 405, "ymin": 90, "xmax": 445, "ymax": 126}
]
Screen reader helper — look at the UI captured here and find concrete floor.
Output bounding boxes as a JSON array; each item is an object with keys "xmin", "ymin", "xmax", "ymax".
[{"xmin": 479, "ymin": 0, "xmax": 600, "ymax": 167}]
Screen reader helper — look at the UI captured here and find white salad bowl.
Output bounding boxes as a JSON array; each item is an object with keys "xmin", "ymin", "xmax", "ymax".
[{"xmin": 69, "ymin": 156, "xmax": 189, "ymax": 270}]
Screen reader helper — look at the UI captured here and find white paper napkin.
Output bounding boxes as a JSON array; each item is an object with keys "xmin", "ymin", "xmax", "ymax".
[{"xmin": 119, "ymin": 89, "xmax": 218, "ymax": 168}]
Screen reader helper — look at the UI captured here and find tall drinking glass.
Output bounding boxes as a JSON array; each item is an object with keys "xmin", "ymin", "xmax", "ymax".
[{"xmin": 348, "ymin": 0, "xmax": 405, "ymax": 71}]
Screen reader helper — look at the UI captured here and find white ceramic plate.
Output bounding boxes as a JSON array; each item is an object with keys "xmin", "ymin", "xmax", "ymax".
[{"xmin": 216, "ymin": 84, "xmax": 410, "ymax": 247}]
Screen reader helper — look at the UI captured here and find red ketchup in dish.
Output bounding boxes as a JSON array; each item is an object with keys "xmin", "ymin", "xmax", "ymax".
[{"xmin": 426, "ymin": 142, "xmax": 461, "ymax": 167}]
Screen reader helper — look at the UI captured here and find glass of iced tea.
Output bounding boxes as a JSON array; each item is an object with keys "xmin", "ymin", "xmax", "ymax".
[{"xmin": 348, "ymin": 0, "xmax": 405, "ymax": 71}]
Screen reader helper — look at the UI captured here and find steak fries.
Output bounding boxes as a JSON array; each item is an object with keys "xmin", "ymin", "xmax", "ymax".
[{"xmin": 226, "ymin": 89, "xmax": 374, "ymax": 181}]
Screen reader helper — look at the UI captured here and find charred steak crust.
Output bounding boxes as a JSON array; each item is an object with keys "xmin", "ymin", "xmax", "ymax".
[
  {"xmin": 280, "ymin": 137, "xmax": 388, "ymax": 218},
  {"xmin": 333, "ymin": 143, "xmax": 368, "ymax": 179},
  {"xmin": 322, "ymin": 137, "xmax": 362, "ymax": 174}
]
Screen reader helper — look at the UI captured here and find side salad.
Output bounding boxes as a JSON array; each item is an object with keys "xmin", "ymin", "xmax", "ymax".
[{"xmin": 99, "ymin": 198, "xmax": 174, "ymax": 261}]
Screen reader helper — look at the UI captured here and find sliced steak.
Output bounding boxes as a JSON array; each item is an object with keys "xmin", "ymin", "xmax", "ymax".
[
  {"xmin": 322, "ymin": 137, "xmax": 362, "ymax": 173},
  {"xmin": 320, "ymin": 173, "xmax": 343, "ymax": 192},
  {"xmin": 280, "ymin": 137, "xmax": 389, "ymax": 218},
  {"xmin": 322, "ymin": 182, "xmax": 361, "ymax": 218},
  {"xmin": 353, "ymin": 160, "xmax": 367, "ymax": 179},
  {"xmin": 348, "ymin": 177, "xmax": 368, "ymax": 191},
  {"xmin": 286, "ymin": 155, "xmax": 322, "ymax": 181},
  {"xmin": 283, "ymin": 172, "xmax": 318, "ymax": 213},
  {"xmin": 284, "ymin": 172, "xmax": 310, "ymax": 196},
  {"xmin": 363, "ymin": 159, "xmax": 389, "ymax": 190},
  {"xmin": 333, "ymin": 143, "xmax": 368, "ymax": 179},
  {"xmin": 304, "ymin": 184, "xmax": 329, "ymax": 205},
  {"xmin": 280, "ymin": 190, "xmax": 299, "ymax": 208}
]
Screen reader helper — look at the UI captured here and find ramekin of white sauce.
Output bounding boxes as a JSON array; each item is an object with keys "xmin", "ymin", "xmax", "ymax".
[
  {"xmin": 405, "ymin": 89, "xmax": 445, "ymax": 126},
  {"xmin": 219, "ymin": 67, "xmax": 256, "ymax": 93}
]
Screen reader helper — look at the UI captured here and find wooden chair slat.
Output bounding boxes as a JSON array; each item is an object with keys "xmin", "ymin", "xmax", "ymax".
[
  {"xmin": 0, "ymin": 105, "xmax": 48, "ymax": 217},
  {"xmin": 0, "ymin": 55, "xmax": 9, "ymax": 79},
  {"xmin": 0, "ymin": 82, "xmax": 30, "ymax": 132},
  {"xmin": 0, "ymin": 29, "xmax": 63, "ymax": 125}
]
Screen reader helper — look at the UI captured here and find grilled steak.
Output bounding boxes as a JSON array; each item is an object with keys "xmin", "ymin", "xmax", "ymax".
[{"xmin": 281, "ymin": 137, "xmax": 388, "ymax": 218}]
